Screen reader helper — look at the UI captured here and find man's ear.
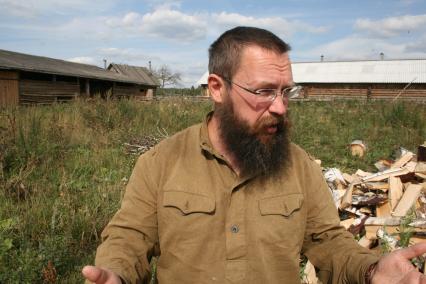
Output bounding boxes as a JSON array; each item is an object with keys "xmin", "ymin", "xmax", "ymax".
[{"xmin": 208, "ymin": 74, "xmax": 227, "ymax": 104}]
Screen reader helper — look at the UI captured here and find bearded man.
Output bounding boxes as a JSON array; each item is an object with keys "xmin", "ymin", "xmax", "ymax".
[{"xmin": 83, "ymin": 26, "xmax": 426, "ymax": 284}]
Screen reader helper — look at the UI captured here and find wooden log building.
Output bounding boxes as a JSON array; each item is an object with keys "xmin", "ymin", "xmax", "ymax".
[
  {"xmin": 291, "ymin": 59, "xmax": 426, "ymax": 101},
  {"xmin": 196, "ymin": 59, "xmax": 426, "ymax": 101},
  {"xmin": 107, "ymin": 63, "xmax": 158, "ymax": 99},
  {"xmin": 0, "ymin": 49, "xmax": 159, "ymax": 107}
]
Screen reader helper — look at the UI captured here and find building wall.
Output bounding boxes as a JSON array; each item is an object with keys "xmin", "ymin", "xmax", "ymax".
[
  {"xmin": 0, "ymin": 70, "xmax": 19, "ymax": 107},
  {"xmin": 300, "ymin": 83, "xmax": 426, "ymax": 101},
  {"xmin": 113, "ymin": 83, "xmax": 156, "ymax": 99},
  {"xmin": 19, "ymin": 79, "xmax": 79, "ymax": 104}
]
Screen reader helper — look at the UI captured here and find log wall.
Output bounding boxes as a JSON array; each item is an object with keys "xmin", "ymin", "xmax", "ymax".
[
  {"xmin": 19, "ymin": 79, "xmax": 79, "ymax": 104},
  {"xmin": 113, "ymin": 84, "xmax": 154, "ymax": 100},
  {"xmin": 301, "ymin": 83, "xmax": 426, "ymax": 101},
  {"xmin": 0, "ymin": 70, "xmax": 19, "ymax": 107}
]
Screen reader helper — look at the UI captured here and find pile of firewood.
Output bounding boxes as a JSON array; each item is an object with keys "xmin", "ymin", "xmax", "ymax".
[{"xmin": 301, "ymin": 142, "xmax": 426, "ymax": 284}]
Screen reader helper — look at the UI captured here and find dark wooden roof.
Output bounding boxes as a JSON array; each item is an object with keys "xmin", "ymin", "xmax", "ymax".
[
  {"xmin": 0, "ymin": 49, "xmax": 156, "ymax": 86},
  {"xmin": 108, "ymin": 63, "xmax": 159, "ymax": 87}
]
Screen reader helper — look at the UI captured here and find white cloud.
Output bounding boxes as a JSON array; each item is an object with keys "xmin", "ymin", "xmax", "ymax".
[
  {"xmin": 300, "ymin": 34, "xmax": 426, "ymax": 61},
  {"xmin": 140, "ymin": 8, "xmax": 207, "ymax": 41},
  {"xmin": 405, "ymin": 36, "xmax": 426, "ymax": 53},
  {"xmin": 212, "ymin": 12, "xmax": 328, "ymax": 39},
  {"xmin": 97, "ymin": 47, "xmax": 159, "ymax": 65},
  {"xmin": 0, "ymin": 0, "xmax": 117, "ymax": 17},
  {"xmin": 104, "ymin": 7, "xmax": 208, "ymax": 42},
  {"xmin": 67, "ymin": 56, "xmax": 98, "ymax": 65},
  {"xmin": 355, "ymin": 14, "xmax": 426, "ymax": 37}
]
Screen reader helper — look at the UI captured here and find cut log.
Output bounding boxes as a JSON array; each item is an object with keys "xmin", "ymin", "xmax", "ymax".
[
  {"xmin": 350, "ymin": 141, "xmax": 367, "ymax": 158},
  {"xmin": 392, "ymin": 184, "xmax": 423, "ymax": 217}
]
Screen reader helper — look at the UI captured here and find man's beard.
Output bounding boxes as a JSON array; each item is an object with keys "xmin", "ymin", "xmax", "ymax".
[{"xmin": 215, "ymin": 99, "xmax": 291, "ymax": 178}]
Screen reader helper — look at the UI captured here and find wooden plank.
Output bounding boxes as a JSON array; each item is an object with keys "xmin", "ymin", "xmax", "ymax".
[
  {"xmin": 0, "ymin": 70, "xmax": 19, "ymax": 80},
  {"xmin": 392, "ymin": 184, "xmax": 423, "ymax": 217},
  {"xmin": 365, "ymin": 217, "xmax": 401, "ymax": 226},
  {"xmin": 343, "ymin": 173, "xmax": 355, "ymax": 184},
  {"xmin": 391, "ymin": 152, "xmax": 414, "ymax": 169},
  {"xmin": 0, "ymin": 72, "xmax": 19, "ymax": 107},
  {"xmin": 389, "ymin": 176, "xmax": 404, "ymax": 210},
  {"xmin": 340, "ymin": 183, "xmax": 355, "ymax": 209},
  {"xmin": 355, "ymin": 169, "xmax": 372, "ymax": 177},
  {"xmin": 376, "ymin": 201, "xmax": 392, "ymax": 217},
  {"xmin": 404, "ymin": 161, "xmax": 417, "ymax": 173},
  {"xmin": 363, "ymin": 182, "xmax": 389, "ymax": 191},
  {"xmin": 362, "ymin": 167, "xmax": 410, "ymax": 182}
]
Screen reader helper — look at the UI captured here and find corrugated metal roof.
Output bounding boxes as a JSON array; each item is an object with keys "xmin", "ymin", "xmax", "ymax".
[
  {"xmin": 108, "ymin": 63, "xmax": 159, "ymax": 87},
  {"xmin": 0, "ymin": 49, "xmax": 153, "ymax": 85},
  {"xmin": 292, "ymin": 59, "xmax": 426, "ymax": 84},
  {"xmin": 196, "ymin": 59, "xmax": 426, "ymax": 85}
]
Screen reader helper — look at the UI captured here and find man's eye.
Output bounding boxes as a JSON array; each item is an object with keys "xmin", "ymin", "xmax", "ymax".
[{"xmin": 256, "ymin": 89, "xmax": 275, "ymax": 97}]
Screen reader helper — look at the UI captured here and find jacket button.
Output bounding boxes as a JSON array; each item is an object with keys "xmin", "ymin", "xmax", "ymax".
[{"xmin": 230, "ymin": 224, "xmax": 239, "ymax": 233}]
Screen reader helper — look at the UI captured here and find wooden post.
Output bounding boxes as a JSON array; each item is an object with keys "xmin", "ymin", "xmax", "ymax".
[{"xmin": 85, "ymin": 79, "xmax": 90, "ymax": 97}]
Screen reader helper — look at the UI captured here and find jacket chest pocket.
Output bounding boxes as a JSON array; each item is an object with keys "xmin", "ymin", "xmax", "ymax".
[
  {"xmin": 256, "ymin": 194, "xmax": 305, "ymax": 246},
  {"xmin": 162, "ymin": 191, "xmax": 216, "ymax": 215},
  {"xmin": 259, "ymin": 194, "xmax": 303, "ymax": 217}
]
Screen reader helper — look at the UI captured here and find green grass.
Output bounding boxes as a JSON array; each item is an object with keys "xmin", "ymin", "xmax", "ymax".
[{"xmin": 0, "ymin": 98, "xmax": 425, "ymax": 283}]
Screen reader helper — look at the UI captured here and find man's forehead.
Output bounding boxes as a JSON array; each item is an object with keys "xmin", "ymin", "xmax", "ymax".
[{"xmin": 240, "ymin": 45, "xmax": 290, "ymax": 61}]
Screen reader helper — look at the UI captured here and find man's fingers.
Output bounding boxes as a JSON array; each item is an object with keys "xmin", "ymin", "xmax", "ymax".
[
  {"xmin": 82, "ymin": 265, "xmax": 111, "ymax": 283},
  {"xmin": 397, "ymin": 242, "xmax": 426, "ymax": 260}
]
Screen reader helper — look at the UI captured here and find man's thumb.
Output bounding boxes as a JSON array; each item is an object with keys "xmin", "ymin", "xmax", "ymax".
[{"xmin": 82, "ymin": 265, "xmax": 110, "ymax": 283}]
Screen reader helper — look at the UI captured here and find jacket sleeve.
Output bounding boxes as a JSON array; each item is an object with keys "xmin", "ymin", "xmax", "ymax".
[
  {"xmin": 94, "ymin": 151, "xmax": 159, "ymax": 284},
  {"xmin": 301, "ymin": 156, "xmax": 380, "ymax": 284}
]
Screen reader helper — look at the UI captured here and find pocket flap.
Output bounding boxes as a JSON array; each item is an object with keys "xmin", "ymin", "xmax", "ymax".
[
  {"xmin": 163, "ymin": 191, "xmax": 215, "ymax": 215},
  {"xmin": 259, "ymin": 194, "xmax": 303, "ymax": 217}
]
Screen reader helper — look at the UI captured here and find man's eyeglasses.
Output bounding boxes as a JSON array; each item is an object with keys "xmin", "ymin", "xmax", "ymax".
[{"xmin": 222, "ymin": 77, "xmax": 302, "ymax": 101}]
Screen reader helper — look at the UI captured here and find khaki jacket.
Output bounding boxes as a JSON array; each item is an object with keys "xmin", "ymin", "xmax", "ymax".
[{"xmin": 94, "ymin": 119, "xmax": 379, "ymax": 284}]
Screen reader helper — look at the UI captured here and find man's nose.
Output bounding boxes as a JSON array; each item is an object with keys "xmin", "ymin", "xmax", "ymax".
[{"xmin": 268, "ymin": 95, "xmax": 287, "ymax": 116}]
